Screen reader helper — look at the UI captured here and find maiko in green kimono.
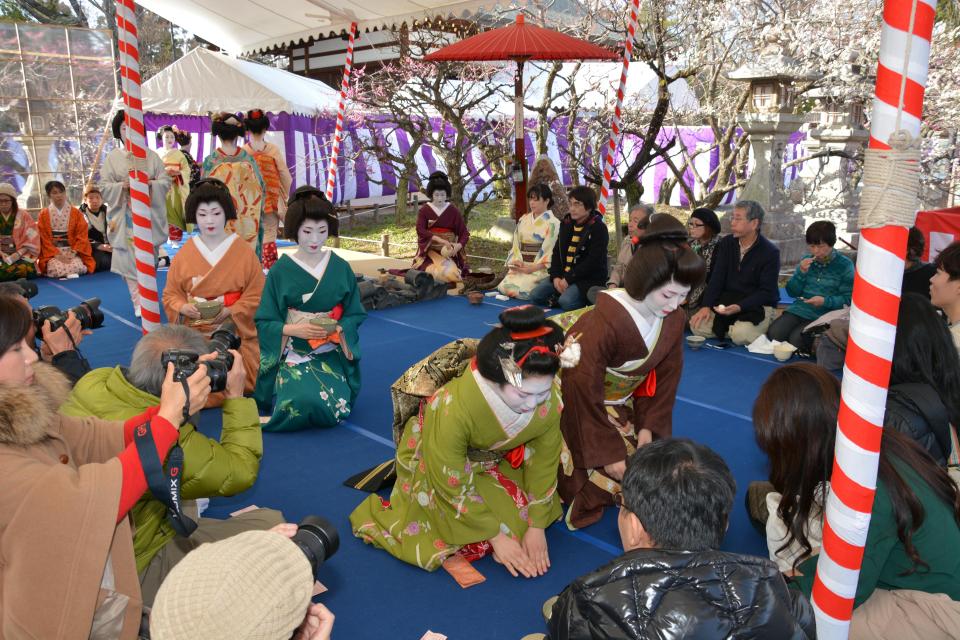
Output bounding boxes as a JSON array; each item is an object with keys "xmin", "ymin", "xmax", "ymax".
[
  {"xmin": 350, "ymin": 306, "xmax": 579, "ymax": 579},
  {"xmin": 254, "ymin": 187, "xmax": 365, "ymax": 431}
]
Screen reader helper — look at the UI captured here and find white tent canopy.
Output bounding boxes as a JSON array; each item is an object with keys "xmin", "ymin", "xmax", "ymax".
[
  {"xmin": 137, "ymin": 0, "xmax": 503, "ymax": 55},
  {"xmin": 141, "ymin": 47, "xmax": 341, "ymax": 116}
]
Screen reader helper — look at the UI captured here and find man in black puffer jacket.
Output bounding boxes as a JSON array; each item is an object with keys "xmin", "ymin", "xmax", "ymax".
[{"xmin": 547, "ymin": 439, "xmax": 816, "ymax": 640}]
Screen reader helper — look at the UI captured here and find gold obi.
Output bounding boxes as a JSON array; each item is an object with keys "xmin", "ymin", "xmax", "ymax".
[{"xmin": 603, "ymin": 366, "xmax": 650, "ymax": 405}]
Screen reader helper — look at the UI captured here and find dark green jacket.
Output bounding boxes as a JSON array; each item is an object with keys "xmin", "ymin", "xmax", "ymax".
[
  {"xmin": 59, "ymin": 366, "xmax": 263, "ymax": 572},
  {"xmin": 794, "ymin": 460, "xmax": 960, "ymax": 607},
  {"xmin": 785, "ymin": 250, "xmax": 854, "ymax": 321}
]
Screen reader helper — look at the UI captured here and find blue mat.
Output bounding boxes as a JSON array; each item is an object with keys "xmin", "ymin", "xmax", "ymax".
[{"xmin": 30, "ymin": 272, "xmax": 783, "ymax": 639}]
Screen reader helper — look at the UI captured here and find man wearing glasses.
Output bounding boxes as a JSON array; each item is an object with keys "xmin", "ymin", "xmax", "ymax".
[{"xmin": 689, "ymin": 200, "xmax": 780, "ymax": 344}]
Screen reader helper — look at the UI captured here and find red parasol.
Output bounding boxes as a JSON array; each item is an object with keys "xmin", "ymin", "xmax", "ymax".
[{"xmin": 425, "ymin": 13, "xmax": 618, "ymax": 218}]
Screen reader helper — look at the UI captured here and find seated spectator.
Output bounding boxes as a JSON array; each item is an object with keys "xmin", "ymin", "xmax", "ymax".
[
  {"xmin": 929, "ymin": 241, "xmax": 960, "ymax": 349},
  {"xmin": 767, "ymin": 220, "xmax": 853, "ymax": 351},
  {"xmin": 0, "ymin": 295, "xmax": 210, "ymax": 637},
  {"xmin": 586, "ymin": 203, "xmax": 652, "ymax": 304},
  {"xmin": 884, "ymin": 293, "xmax": 960, "ymax": 466},
  {"xmin": 79, "ymin": 185, "xmax": 112, "ymax": 273},
  {"xmin": 753, "ymin": 363, "xmax": 960, "ymax": 639},
  {"xmin": 37, "ymin": 180, "xmax": 96, "ymax": 278},
  {"xmin": 530, "ymin": 186, "xmax": 609, "ymax": 311},
  {"xmin": 546, "ymin": 438, "xmax": 815, "ymax": 639},
  {"xmin": 412, "ymin": 171, "xmax": 469, "ymax": 284},
  {"xmin": 162, "ymin": 179, "xmax": 265, "ymax": 395},
  {"xmin": 0, "ymin": 282, "xmax": 92, "ymax": 383},
  {"xmin": 498, "ymin": 183, "xmax": 560, "ymax": 299},
  {"xmin": 685, "ymin": 207, "xmax": 722, "ymax": 317},
  {"xmin": 0, "ymin": 182, "xmax": 39, "ymax": 281},
  {"xmin": 902, "ymin": 227, "xmax": 936, "ymax": 298},
  {"xmin": 690, "ymin": 200, "xmax": 780, "ymax": 344},
  {"xmin": 59, "ymin": 324, "xmax": 282, "ymax": 606},
  {"xmin": 151, "ymin": 529, "xmax": 334, "ymax": 640}
]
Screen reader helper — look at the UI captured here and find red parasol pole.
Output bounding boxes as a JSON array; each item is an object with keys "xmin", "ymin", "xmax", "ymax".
[{"xmin": 514, "ymin": 55, "xmax": 528, "ymax": 220}]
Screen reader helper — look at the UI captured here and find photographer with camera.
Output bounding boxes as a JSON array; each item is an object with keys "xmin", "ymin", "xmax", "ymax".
[
  {"xmin": 0, "ymin": 279, "xmax": 99, "ymax": 383},
  {"xmin": 150, "ymin": 519, "xmax": 339, "ymax": 640},
  {"xmin": 0, "ymin": 294, "xmax": 210, "ymax": 638},
  {"xmin": 60, "ymin": 324, "xmax": 283, "ymax": 606}
]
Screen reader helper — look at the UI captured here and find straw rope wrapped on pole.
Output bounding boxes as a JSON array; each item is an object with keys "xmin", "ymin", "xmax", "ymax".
[
  {"xmin": 326, "ymin": 21, "xmax": 358, "ymax": 202},
  {"xmin": 596, "ymin": 0, "xmax": 641, "ymax": 216},
  {"xmin": 811, "ymin": 0, "xmax": 936, "ymax": 637}
]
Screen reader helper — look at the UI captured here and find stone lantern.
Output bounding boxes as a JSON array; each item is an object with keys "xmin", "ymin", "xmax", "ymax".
[
  {"xmin": 796, "ymin": 81, "xmax": 869, "ymax": 238},
  {"xmin": 728, "ymin": 32, "xmax": 818, "ymax": 264}
]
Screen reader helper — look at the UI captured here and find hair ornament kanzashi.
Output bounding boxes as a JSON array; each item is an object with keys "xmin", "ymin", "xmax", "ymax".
[{"xmin": 557, "ymin": 333, "xmax": 581, "ymax": 369}]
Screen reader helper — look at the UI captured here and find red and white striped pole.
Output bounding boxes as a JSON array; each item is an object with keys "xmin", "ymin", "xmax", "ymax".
[
  {"xmin": 596, "ymin": 0, "xmax": 641, "ymax": 216},
  {"xmin": 115, "ymin": 0, "xmax": 160, "ymax": 332},
  {"xmin": 812, "ymin": 0, "xmax": 936, "ymax": 637},
  {"xmin": 326, "ymin": 21, "xmax": 358, "ymax": 202}
]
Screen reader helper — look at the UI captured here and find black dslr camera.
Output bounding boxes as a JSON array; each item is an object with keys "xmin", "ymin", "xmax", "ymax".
[
  {"xmin": 160, "ymin": 323, "xmax": 241, "ymax": 393},
  {"xmin": 291, "ymin": 516, "xmax": 339, "ymax": 579},
  {"xmin": 160, "ymin": 350, "xmax": 229, "ymax": 392},
  {"xmin": 33, "ymin": 297, "xmax": 104, "ymax": 333}
]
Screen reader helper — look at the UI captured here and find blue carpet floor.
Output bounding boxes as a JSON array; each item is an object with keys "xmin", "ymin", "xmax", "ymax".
[{"xmin": 31, "ymin": 270, "xmax": 785, "ymax": 639}]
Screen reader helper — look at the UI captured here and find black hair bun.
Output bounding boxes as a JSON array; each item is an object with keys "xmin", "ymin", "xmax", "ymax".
[
  {"xmin": 499, "ymin": 305, "xmax": 548, "ymax": 333},
  {"xmin": 637, "ymin": 214, "xmax": 689, "ymax": 246}
]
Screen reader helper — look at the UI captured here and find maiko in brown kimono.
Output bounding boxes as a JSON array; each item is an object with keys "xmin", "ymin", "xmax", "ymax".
[{"xmin": 556, "ymin": 290, "xmax": 685, "ymax": 529}]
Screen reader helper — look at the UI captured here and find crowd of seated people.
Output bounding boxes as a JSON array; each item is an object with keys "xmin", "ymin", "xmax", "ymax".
[{"xmin": 5, "ymin": 158, "xmax": 960, "ymax": 640}]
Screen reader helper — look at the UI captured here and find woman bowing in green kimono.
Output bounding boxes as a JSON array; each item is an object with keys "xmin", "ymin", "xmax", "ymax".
[
  {"xmin": 254, "ymin": 186, "xmax": 366, "ymax": 431},
  {"xmin": 350, "ymin": 306, "xmax": 579, "ymax": 578}
]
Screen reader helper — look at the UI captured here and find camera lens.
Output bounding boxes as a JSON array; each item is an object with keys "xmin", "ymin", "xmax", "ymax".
[
  {"xmin": 72, "ymin": 298, "xmax": 104, "ymax": 330},
  {"xmin": 291, "ymin": 516, "xmax": 339, "ymax": 579}
]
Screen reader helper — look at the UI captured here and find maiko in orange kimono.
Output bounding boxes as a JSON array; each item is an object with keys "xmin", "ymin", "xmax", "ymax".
[
  {"xmin": 162, "ymin": 234, "xmax": 265, "ymax": 392},
  {"xmin": 37, "ymin": 206, "xmax": 96, "ymax": 275}
]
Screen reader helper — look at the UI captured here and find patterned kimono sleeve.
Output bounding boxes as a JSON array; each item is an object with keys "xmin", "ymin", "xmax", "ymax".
[
  {"xmin": 336, "ymin": 261, "xmax": 367, "ymax": 359},
  {"xmin": 14, "ymin": 211, "xmax": 39, "ymax": 258},
  {"xmin": 522, "ymin": 397, "xmax": 563, "ymax": 528},
  {"xmin": 421, "ymin": 393, "xmax": 500, "ymax": 544},
  {"xmin": 504, "ymin": 220, "xmax": 522, "ymax": 266},
  {"xmin": 252, "ymin": 269, "xmax": 287, "ymax": 411},
  {"xmin": 538, "ymin": 215, "xmax": 561, "ymax": 269}
]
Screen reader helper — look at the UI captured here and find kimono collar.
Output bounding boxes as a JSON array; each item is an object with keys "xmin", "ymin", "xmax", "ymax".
[
  {"xmin": 290, "ymin": 249, "xmax": 332, "ymax": 281},
  {"xmin": 48, "ymin": 200, "xmax": 72, "ymax": 219},
  {"xmin": 604, "ymin": 288, "xmax": 661, "ymax": 347},
  {"xmin": 193, "ymin": 233, "xmax": 237, "ymax": 267},
  {"xmin": 427, "ymin": 202, "xmax": 450, "ymax": 216},
  {"xmin": 82, "ymin": 205, "xmax": 106, "ymax": 230},
  {"xmin": 470, "ymin": 361, "xmax": 534, "ymax": 440}
]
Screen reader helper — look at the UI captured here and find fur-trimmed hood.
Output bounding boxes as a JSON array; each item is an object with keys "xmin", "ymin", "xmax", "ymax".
[{"xmin": 0, "ymin": 362, "xmax": 71, "ymax": 446}]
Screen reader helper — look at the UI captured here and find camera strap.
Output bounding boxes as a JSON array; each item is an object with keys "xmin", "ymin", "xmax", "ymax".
[{"xmin": 133, "ymin": 419, "xmax": 197, "ymax": 538}]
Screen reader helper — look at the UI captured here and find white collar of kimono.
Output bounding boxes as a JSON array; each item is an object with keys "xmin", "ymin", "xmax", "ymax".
[
  {"xmin": 289, "ymin": 249, "xmax": 331, "ymax": 282},
  {"xmin": 427, "ymin": 202, "xmax": 450, "ymax": 216},
  {"xmin": 604, "ymin": 288, "xmax": 661, "ymax": 346},
  {"xmin": 471, "ymin": 365, "xmax": 534, "ymax": 442},
  {"xmin": 193, "ymin": 232, "xmax": 237, "ymax": 267},
  {"xmin": 48, "ymin": 201, "xmax": 71, "ymax": 218}
]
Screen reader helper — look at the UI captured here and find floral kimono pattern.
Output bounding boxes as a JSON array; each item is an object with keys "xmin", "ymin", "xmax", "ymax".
[
  {"xmin": 350, "ymin": 361, "xmax": 564, "ymax": 571},
  {"xmin": 202, "ymin": 147, "xmax": 266, "ymax": 255},
  {"xmin": 254, "ymin": 253, "xmax": 365, "ymax": 431},
  {"xmin": 498, "ymin": 209, "xmax": 560, "ymax": 299},
  {"xmin": 0, "ymin": 209, "xmax": 39, "ymax": 281},
  {"xmin": 161, "ymin": 147, "xmax": 191, "ymax": 232}
]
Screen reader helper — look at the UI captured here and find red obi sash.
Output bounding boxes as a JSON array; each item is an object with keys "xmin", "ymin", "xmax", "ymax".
[{"xmin": 631, "ymin": 369, "xmax": 657, "ymax": 398}]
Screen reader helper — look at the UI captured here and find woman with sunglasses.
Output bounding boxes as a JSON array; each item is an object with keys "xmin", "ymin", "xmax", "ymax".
[
  {"xmin": 162, "ymin": 179, "xmax": 265, "ymax": 395},
  {"xmin": 684, "ymin": 207, "xmax": 722, "ymax": 319}
]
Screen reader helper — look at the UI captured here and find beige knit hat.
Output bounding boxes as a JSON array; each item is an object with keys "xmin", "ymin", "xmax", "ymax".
[
  {"xmin": 0, "ymin": 183, "xmax": 17, "ymax": 201},
  {"xmin": 150, "ymin": 530, "xmax": 314, "ymax": 640}
]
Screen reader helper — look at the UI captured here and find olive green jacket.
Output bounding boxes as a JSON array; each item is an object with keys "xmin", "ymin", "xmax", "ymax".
[{"xmin": 59, "ymin": 366, "xmax": 263, "ymax": 572}]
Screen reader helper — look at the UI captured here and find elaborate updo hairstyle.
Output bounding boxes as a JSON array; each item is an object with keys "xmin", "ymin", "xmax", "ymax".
[
  {"xmin": 283, "ymin": 185, "xmax": 339, "ymax": 240},
  {"xmin": 173, "ymin": 129, "xmax": 193, "ymax": 148},
  {"xmin": 476, "ymin": 306, "xmax": 565, "ymax": 386},
  {"xmin": 155, "ymin": 125, "xmax": 177, "ymax": 145},
  {"xmin": 425, "ymin": 171, "xmax": 452, "ymax": 199},
  {"xmin": 624, "ymin": 214, "xmax": 705, "ymax": 301},
  {"xmin": 185, "ymin": 178, "xmax": 238, "ymax": 225},
  {"xmin": 526, "ymin": 183, "xmax": 554, "ymax": 209},
  {"xmin": 243, "ymin": 109, "xmax": 270, "ymax": 135},
  {"xmin": 111, "ymin": 110, "xmax": 126, "ymax": 139},
  {"xmin": 210, "ymin": 112, "xmax": 245, "ymax": 141},
  {"xmin": 0, "ymin": 295, "xmax": 32, "ymax": 357}
]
